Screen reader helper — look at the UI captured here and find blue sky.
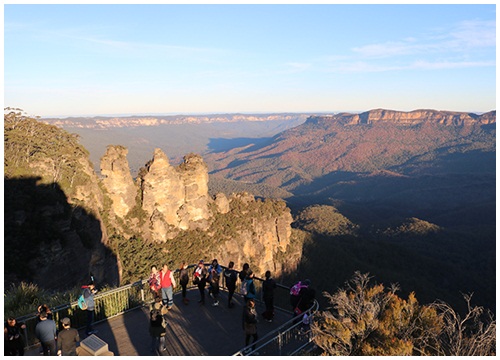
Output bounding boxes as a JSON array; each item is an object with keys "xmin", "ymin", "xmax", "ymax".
[{"xmin": 3, "ymin": 4, "xmax": 496, "ymax": 117}]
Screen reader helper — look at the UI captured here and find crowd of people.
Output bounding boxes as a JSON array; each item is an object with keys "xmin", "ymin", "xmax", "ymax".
[
  {"xmin": 146, "ymin": 259, "xmax": 316, "ymax": 354},
  {"xmin": 4, "ymin": 262, "xmax": 316, "ymax": 356},
  {"xmin": 4, "ymin": 302, "xmax": 82, "ymax": 356},
  {"xmin": 4, "ymin": 277, "xmax": 96, "ymax": 356}
]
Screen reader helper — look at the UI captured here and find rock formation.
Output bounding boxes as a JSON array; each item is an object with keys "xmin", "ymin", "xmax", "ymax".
[
  {"xmin": 98, "ymin": 146, "xmax": 299, "ymax": 276},
  {"xmin": 137, "ymin": 149, "xmax": 211, "ymax": 241},
  {"xmin": 100, "ymin": 145, "xmax": 137, "ymax": 219}
]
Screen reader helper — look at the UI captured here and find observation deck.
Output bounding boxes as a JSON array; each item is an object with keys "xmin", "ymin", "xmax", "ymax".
[{"xmin": 20, "ymin": 270, "xmax": 317, "ymax": 356}]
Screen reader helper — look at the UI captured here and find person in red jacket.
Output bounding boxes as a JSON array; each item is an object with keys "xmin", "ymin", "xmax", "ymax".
[{"xmin": 160, "ymin": 263, "xmax": 177, "ymax": 309}]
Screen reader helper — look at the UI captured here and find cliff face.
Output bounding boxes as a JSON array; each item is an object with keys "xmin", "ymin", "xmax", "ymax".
[
  {"xmin": 314, "ymin": 109, "xmax": 496, "ymax": 126},
  {"xmin": 201, "ymin": 192, "xmax": 296, "ymax": 277},
  {"xmin": 99, "ymin": 146, "xmax": 299, "ymax": 275},
  {"xmin": 135, "ymin": 149, "xmax": 211, "ymax": 241},
  {"xmin": 100, "ymin": 145, "xmax": 137, "ymax": 219}
]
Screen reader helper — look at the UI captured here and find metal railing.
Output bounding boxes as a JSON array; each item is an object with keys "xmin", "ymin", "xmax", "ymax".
[
  {"xmin": 232, "ymin": 299, "xmax": 319, "ymax": 356},
  {"xmin": 14, "ymin": 264, "xmax": 319, "ymax": 356}
]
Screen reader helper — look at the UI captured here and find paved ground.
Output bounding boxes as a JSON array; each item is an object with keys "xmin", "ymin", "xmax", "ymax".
[{"xmin": 25, "ymin": 288, "xmax": 293, "ymax": 356}]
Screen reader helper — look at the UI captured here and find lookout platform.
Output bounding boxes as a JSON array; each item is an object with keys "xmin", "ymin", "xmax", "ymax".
[{"xmin": 25, "ymin": 288, "xmax": 294, "ymax": 356}]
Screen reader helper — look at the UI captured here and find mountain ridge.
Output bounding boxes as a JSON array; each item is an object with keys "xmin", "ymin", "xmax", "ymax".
[{"xmin": 206, "ymin": 109, "xmax": 495, "ymax": 191}]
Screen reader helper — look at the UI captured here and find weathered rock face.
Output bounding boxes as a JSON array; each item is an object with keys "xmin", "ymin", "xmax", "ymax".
[
  {"xmin": 177, "ymin": 154, "xmax": 211, "ymax": 230},
  {"xmin": 100, "ymin": 146, "xmax": 137, "ymax": 219},
  {"xmin": 206, "ymin": 193, "xmax": 296, "ymax": 278},
  {"xmin": 214, "ymin": 193, "xmax": 230, "ymax": 214},
  {"xmin": 330, "ymin": 109, "xmax": 497, "ymax": 126},
  {"xmin": 136, "ymin": 149, "xmax": 211, "ymax": 241}
]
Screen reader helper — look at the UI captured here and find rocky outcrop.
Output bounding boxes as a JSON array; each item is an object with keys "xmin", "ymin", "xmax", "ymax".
[
  {"xmin": 138, "ymin": 150, "xmax": 211, "ymax": 241},
  {"xmin": 316, "ymin": 109, "xmax": 496, "ymax": 126},
  {"xmin": 100, "ymin": 146, "xmax": 137, "ymax": 219},
  {"xmin": 208, "ymin": 193, "xmax": 295, "ymax": 277},
  {"xmin": 177, "ymin": 154, "xmax": 211, "ymax": 230},
  {"xmin": 140, "ymin": 149, "xmax": 185, "ymax": 241},
  {"xmin": 214, "ymin": 193, "xmax": 230, "ymax": 214}
]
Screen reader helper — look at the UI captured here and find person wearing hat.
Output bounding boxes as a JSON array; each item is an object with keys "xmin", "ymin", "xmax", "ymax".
[
  {"xmin": 57, "ymin": 318, "xmax": 80, "ymax": 356},
  {"xmin": 192, "ymin": 260, "xmax": 208, "ymax": 304}
]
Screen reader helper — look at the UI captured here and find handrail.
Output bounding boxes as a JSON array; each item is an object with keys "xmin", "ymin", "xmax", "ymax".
[
  {"xmin": 232, "ymin": 298, "xmax": 319, "ymax": 356},
  {"xmin": 13, "ymin": 263, "xmax": 317, "ymax": 356}
]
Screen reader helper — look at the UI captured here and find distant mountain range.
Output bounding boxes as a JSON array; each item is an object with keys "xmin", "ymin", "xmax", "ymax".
[
  {"xmin": 205, "ymin": 109, "xmax": 495, "ymax": 190},
  {"xmin": 41, "ymin": 113, "xmax": 311, "ymax": 175},
  {"xmin": 41, "ymin": 113, "xmax": 312, "ymax": 128}
]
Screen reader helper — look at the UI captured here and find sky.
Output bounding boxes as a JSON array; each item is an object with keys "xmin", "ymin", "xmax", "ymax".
[{"xmin": 3, "ymin": 3, "xmax": 497, "ymax": 117}]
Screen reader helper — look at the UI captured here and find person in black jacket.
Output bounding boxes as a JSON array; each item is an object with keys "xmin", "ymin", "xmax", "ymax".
[
  {"xmin": 242, "ymin": 299, "xmax": 258, "ymax": 353},
  {"xmin": 179, "ymin": 261, "xmax": 190, "ymax": 305},
  {"xmin": 296, "ymin": 279, "xmax": 316, "ymax": 314},
  {"xmin": 223, "ymin": 261, "xmax": 238, "ymax": 308},
  {"xmin": 149, "ymin": 296, "xmax": 166, "ymax": 353},
  {"xmin": 4, "ymin": 317, "xmax": 26, "ymax": 356},
  {"xmin": 238, "ymin": 263, "xmax": 250, "ymax": 283},
  {"xmin": 57, "ymin": 317, "xmax": 79, "ymax": 356},
  {"xmin": 262, "ymin": 270, "xmax": 277, "ymax": 322}
]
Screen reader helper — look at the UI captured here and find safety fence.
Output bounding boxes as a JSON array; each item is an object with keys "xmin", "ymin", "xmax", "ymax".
[
  {"xmin": 14, "ymin": 264, "xmax": 318, "ymax": 356},
  {"xmin": 233, "ymin": 299, "xmax": 319, "ymax": 356}
]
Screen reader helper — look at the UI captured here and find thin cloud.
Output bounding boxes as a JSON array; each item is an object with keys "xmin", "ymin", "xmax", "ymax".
[
  {"xmin": 282, "ymin": 62, "xmax": 312, "ymax": 73},
  {"xmin": 352, "ymin": 19, "xmax": 494, "ymax": 59},
  {"xmin": 324, "ymin": 19, "xmax": 495, "ymax": 74}
]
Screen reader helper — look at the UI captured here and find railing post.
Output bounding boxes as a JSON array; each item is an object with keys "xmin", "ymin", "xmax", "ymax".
[{"xmin": 278, "ymin": 331, "xmax": 282, "ymax": 356}]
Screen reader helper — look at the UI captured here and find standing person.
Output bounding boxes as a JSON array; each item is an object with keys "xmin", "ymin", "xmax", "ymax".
[
  {"xmin": 239, "ymin": 263, "xmax": 250, "ymax": 283},
  {"xmin": 296, "ymin": 279, "xmax": 316, "ymax": 315},
  {"xmin": 262, "ymin": 270, "xmax": 277, "ymax": 322},
  {"xmin": 242, "ymin": 299, "xmax": 259, "ymax": 354},
  {"xmin": 179, "ymin": 262, "xmax": 190, "ymax": 305},
  {"xmin": 4, "ymin": 317, "xmax": 26, "ymax": 356},
  {"xmin": 57, "ymin": 318, "xmax": 80, "ymax": 356},
  {"xmin": 148, "ymin": 265, "xmax": 162, "ymax": 298},
  {"xmin": 160, "ymin": 263, "xmax": 177, "ymax": 310},
  {"xmin": 207, "ymin": 259, "xmax": 222, "ymax": 306},
  {"xmin": 290, "ymin": 279, "xmax": 308, "ymax": 314},
  {"xmin": 149, "ymin": 296, "xmax": 167, "ymax": 353},
  {"xmin": 193, "ymin": 260, "xmax": 208, "ymax": 305},
  {"xmin": 36, "ymin": 304, "xmax": 53, "ymax": 323},
  {"xmin": 35, "ymin": 311, "xmax": 57, "ymax": 356},
  {"xmin": 83, "ymin": 281, "xmax": 98, "ymax": 336},
  {"xmin": 223, "ymin": 261, "xmax": 238, "ymax": 308},
  {"xmin": 243, "ymin": 271, "xmax": 257, "ymax": 304}
]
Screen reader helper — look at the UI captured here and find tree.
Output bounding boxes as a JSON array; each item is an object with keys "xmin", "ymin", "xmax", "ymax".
[
  {"xmin": 312, "ymin": 272, "xmax": 442, "ymax": 356},
  {"xmin": 431, "ymin": 294, "xmax": 496, "ymax": 356},
  {"xmin": 311, "ymin": 272, "xmax": 495, "ymax": 356}
]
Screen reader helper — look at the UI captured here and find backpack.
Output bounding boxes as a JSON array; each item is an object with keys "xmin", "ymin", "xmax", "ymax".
[
  {"xmin": 240, "ymin": 280, "xmax": 248, "ymax": 296},
  {"xmin": 78, "ymin": 293, "xmax": 88, "ymax": 310},
  {"xmin": 290, "ymin": 281, "xmax": 307, "ymax": 296}
]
